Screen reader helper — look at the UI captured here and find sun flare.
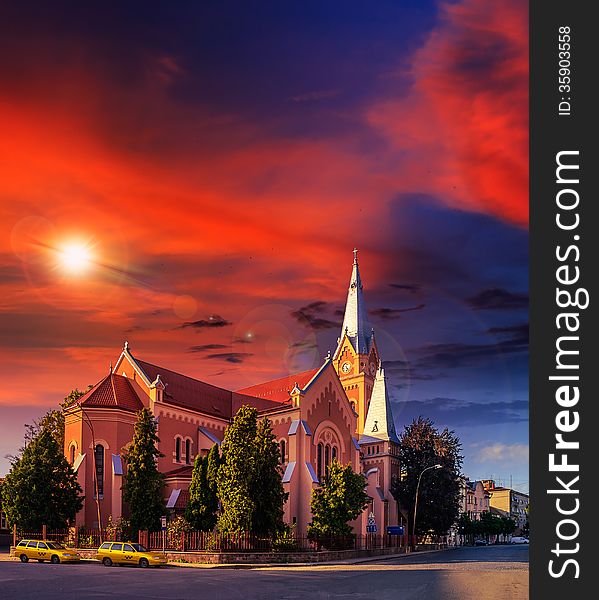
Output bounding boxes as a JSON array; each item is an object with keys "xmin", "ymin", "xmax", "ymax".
[{"xmin": 58, "ymin": 242, "xmax": 93, "ymax": 274}]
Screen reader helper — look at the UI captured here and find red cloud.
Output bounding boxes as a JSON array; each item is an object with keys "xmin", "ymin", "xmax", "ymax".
[{"xmin": 368, "ymin": 0, "xmax": 528, "ymax": 225}]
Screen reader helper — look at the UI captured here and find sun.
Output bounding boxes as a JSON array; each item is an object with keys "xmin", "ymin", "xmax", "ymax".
[{"xmin": 58, "ymin": 241, "xmax": 93, "ymax": 274}]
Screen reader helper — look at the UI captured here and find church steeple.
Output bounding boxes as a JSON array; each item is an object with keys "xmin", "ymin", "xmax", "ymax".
[
  {"xmin": 339, "ymin": 248, "xmax": 373, "ymax": 354},
  {"xmin": 360, "ymin": 364, "xmax": 399, "ymax": 444}
]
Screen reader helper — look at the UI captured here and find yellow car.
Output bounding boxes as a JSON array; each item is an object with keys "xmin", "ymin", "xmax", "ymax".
[
  {"xmin": 96, "ymin": 541, "xmax": 168, "ymax": 568},
  {"xmin": 15, "ymin": 539, "xmax": 81, "ymax": 564}
]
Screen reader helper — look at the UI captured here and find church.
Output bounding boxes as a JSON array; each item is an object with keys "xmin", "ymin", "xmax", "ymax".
[{"xmin": 63, "ymin": 250, "xmax": 402, "ymax": 536}]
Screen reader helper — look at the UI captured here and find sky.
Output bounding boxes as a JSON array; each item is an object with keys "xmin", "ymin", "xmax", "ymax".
[{"xmin": 0, "ymin": 0, "xmax": 528, "ymax": 490}]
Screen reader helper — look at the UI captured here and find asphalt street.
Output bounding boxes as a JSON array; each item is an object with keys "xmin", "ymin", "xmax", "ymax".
[{"xmin": 0, "ymin": 544, "xmax": 528, "ymax": 600}]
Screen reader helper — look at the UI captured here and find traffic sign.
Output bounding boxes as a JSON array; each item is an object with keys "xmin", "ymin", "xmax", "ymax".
[
  {"xmin": 366, "ymin": 524, "xmax": 378, "ymax": 533},
  {"xmin": 386, "ymin": 526, "xmax": 404, "ymax": 535},
  {"xmin": 161, "ymin": 516, "xmax": 167, "ymax": 531}
]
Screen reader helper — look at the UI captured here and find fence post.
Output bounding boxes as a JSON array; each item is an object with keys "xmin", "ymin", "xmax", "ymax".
[
  {"xmin": 42, "ymin": 524, "xmax": 47, "ymax": 540},
  {"xmin": 13, "ymin": 523, "xmax": 17, "ymax": 547},
  {"xmin": 181, "ymin": 530, "xmax": 185, "ymax": 552}
]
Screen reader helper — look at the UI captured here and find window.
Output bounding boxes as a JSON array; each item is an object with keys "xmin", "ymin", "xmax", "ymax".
[
  {"xmin": 94, "ymin": 444, "xmax": 104, "ymax": 497},
  {"xmin": 280, "ymin": 440, "xmax": 286, "ymax": 464},
  {"xmin": 111, "ymin": 543, "xmax": 123, "ymax": 551},
  {"xmin": 38, "ymin": 542, "xmax": 48, "ymax": 549},
  {"xmin": 185, "ymin": 439, "xmax": 191, "ymax": 464},
  {"xmin": 175, "ymin": 437, "xmax": 181, "ymax": 463},
  {"xmin": 27, "ymin": 541, "xmax": 38, "ymax": 548},
  {"xmin": 332, "ymin": 446, "xmax": 337, "ymax": 462},
  {"xmin": 325, "ymin": 445, "xmax": 330, "ymax": 477},
  {"xmin": 99, "ymin": 542, "xmax": 111, "ymax": 550},
  {"xmin": 317, "ymin": 443, "xmax": 323, "ymax": 480},
  {"xmin": 123, "ymin": 544, "xmax": 135, "ymax": 553},
  {"xmin": 69, "ymin": 444, "xmax": 76, "ymax": 465}
]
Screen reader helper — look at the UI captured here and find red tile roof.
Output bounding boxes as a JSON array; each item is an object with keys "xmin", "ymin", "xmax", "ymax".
[
  {"xmin": 134, "ymin": 358, "xmax": 235, "ymax": 418},
  {"xmin": 79, "ymin": 373, "xmax": 143, "ymax": 412},
  {"xmin": 163, "ymin": 465, "xmax": 193, "ymax": 479},
  {"xmin": 236, "ymin": 368, "xmax": 320, "ymax": 404},
  {"xmin": 129, "ymin": 355, "xmax": 285, "ymax": 418}
]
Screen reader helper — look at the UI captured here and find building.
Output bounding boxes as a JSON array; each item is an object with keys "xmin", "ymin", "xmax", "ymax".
[
  {"xmin": 482, "ymin": 480, "xmax": 529, "ymax": 534},
  {"xmin": 63, "ymin": 250, "xmax": 402, "ymax": 535},
  {"xmin": 460, "ymin": 479, "xmax": 490, "ymax": 520}
]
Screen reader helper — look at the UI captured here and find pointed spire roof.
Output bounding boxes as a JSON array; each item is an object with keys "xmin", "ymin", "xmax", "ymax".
[
  {"xmin": 340, "ymin": 248, "xmax": 373, "ymax": 354},
  {"xmin": 360, "ymin": 365, "xmax": 400, "ymax": 444}
]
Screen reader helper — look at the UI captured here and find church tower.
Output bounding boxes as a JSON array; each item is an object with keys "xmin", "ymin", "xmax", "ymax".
[{"xmin": 333, "ymin": 249, "xmax": 381, "ymax": 436}]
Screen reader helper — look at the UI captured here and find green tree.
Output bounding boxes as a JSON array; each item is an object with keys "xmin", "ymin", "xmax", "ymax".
[
  {"xmin": 186, "ymin": 453, "xmax": 218, "ymax": 531},
  {"xmin": 390, "ymin": 417, "xmax": 463, "ymax": 539},
  {"xmin": 308, "ymin": 459, "xmax": 368, "ymax": 541},
  {"xmin": 2, "ymin": 429, "xmax": 83, "ymax": 529},
  {"xmin": 206, "ymin": 443, "xmax": 221, "ymax": 494},
  {"xmin": 217, "ymin": 406, "xmax": 258, "ymax": 533},
  {"xmin": 458, "ymin": 513, "xmax": 475, "ymax": 544},
  {"xmin": 479, "ymin": 511, "xmax": 502, "ymax": 541},
  {"xmin": 251, "ymin": 418, "xmax": 288, "ymax": 535},
  {"xmin": 501, "ymin": 515, "xmax": 517, "ymax": 540},
  {"xmin": 121, "ymin": 408, "xmax": 165, "ymax": 532}
]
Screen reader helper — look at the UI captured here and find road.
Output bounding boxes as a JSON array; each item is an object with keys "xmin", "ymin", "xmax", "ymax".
[{"xmin": 0, "ymin": 544, "xmax": 528, "ymax": 600}]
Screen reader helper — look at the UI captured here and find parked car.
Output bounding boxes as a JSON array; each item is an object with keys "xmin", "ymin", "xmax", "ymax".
[
  {"xmin": 510, "ymin": 536, "xmax": 529, "ymax": 544},
  {"xmin": 96, "ymin": 541, "xmax": 168, "ymax": 567},
  {"xmin": 474, "ymin": 538, "xmax": 489, "ymax": 546},
  {"xmin": 15, "ymin": 540, "xmax": 81, "ymax": 564}
]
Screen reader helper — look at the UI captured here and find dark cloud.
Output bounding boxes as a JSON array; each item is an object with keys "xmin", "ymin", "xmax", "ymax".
[
  {"xmin": 466, "ymin": 288, "xmax": 528, "ymax": 310},
  {"xmin": 383, "ymin": 359, "xmax": 446, "ymax": 381},
  {"xmin": 290, "ymin": 340, "xmax": 318, "ymax": 350},
  {"xmin": 370, "ymin": 303, "xmax": 426, "ymax": 320},
  {"xmin": 393, "ymin": 397, "xmax": 528, "ymax": 427},
  {"xmin": 187, "ymin": 344, "xmax": 228, "ymax": 353},
  {"xmin": 415, "ymin": 334, "xmax": 528, "ymax": 370},
  {"xmin": 179, "ymin": 315, "xmax": 232, "ymax": 329},
  {"xmin": 487, "ymin": 323, "xmax": 529, "ymax": 339},
  {"xmin": 388, "ymin": 283, "xmax": 421, "ymax": 293},
  {"xmin": 291, "ymin": 302, "xmax": 342, "ymax": 331},
  {"xmin": 204, "ymin": 352, "xmax": 253, "ymax": 364}
]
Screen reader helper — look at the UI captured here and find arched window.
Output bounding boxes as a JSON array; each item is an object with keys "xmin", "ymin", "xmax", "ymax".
[
  {"xmin": 332, "ymin": 446, "xmax": 337, "ymax": 463},
  {"xmin": 317, "ymin": 443, "xmax": 323, "ymax": 480},
  {"xmin": 94, "ymin": 444, "xmax": 104, "ymax": 497},
  {"xmin": 280, "ymin": 440, "xmax": 286, "ymax": 464},
  {"xmin": 175, "ymin": 437, "xmax": 181, "ymax": 463},
  {"xmin": 69, "ymin": 444, "xmax": 76, "ymax": 465},
  {"xmin": 325, "ymin": 445, "xmax": 330, "ymax": 477},
  {"xmin": 185, "ymin": 439, "xmax": 191, "ymax": 464}
]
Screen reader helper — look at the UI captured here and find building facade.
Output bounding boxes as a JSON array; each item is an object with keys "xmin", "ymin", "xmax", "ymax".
[
  {"xmin": 460, "ymin": 479, "xmax": 490, "ymax": 520},
  {"xmin": 482, "ymin": 480, "xmax": 529, "ymax": 534},
  {"xmin": 63, "ymin": 251, "xmax": 402, "ymax": 535}
]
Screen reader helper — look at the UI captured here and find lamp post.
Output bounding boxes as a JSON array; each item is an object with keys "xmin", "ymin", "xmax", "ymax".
[{"xmin": 412, "ymin": 464, "xmax": 442, "ymax": 548}]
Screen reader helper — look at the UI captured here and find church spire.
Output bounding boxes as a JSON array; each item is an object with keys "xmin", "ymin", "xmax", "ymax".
[
  {"xmin": 360, "ymin": 364, "xmax": 399, "ymax": 444},
  {"xmin": 339, "ymin": 248, "xmax": 372, "ymax": 354}
]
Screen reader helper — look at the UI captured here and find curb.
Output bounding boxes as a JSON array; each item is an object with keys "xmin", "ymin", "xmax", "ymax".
[{"xmin": 164, "ymin": 548, "xmax": 448, "ymax": 569}]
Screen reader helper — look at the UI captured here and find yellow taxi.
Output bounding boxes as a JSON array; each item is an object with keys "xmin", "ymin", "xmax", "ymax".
[
  {"xmin": 96, "ymin": 541, "xmax": 168, "ymax": 568},
  {"xmin": 15, "ymin": 539, "xmax": 81, "ymax": 564}
]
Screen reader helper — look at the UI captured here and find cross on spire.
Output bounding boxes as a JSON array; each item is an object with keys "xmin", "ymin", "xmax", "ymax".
[{"xmin": 338, "ymin": 248, "xmax": 372, "ymax": 354}]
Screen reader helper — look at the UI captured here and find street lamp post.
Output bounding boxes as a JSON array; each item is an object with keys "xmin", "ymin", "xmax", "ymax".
[{"xmin": 412, "ymin": 464, "xmax": 442, "ymax": 549}]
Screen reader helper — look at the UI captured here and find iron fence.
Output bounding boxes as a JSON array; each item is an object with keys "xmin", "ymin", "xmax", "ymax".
[
  {"xmin": 13, "ymin": 527, "xmax": 443, "ymax": 554},
  {"xmin": 145, "ymin": 531, "xmax": 410, "ymax": 553}
]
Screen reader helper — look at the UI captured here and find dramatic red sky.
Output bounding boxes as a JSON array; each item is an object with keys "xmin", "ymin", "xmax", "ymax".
[{"xmin": 0, "ymin": 0, "xmax": 528, "ymax": 487}]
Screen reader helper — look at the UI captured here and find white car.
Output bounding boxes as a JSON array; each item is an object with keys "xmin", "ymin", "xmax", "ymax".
[{"xmin": 510, "ymin": 536, "xmax": 529, "ymax": 544}]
